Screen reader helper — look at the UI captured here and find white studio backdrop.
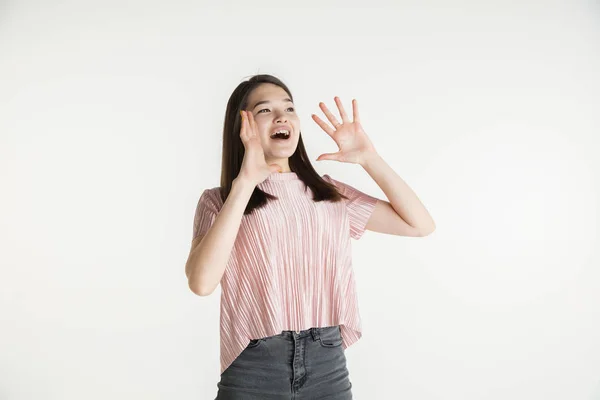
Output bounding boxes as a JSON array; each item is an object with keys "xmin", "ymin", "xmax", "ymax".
[{"xmin": 1, "ymin": 1, "xmax": 599, "ymax": 399}]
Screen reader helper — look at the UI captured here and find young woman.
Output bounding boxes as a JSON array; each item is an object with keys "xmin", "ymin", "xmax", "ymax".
[{"xmin": 185, "ymin": 74, "xmax": 435, "ymax": 399}]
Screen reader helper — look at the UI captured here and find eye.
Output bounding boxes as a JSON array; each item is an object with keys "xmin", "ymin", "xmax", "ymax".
[{"xmin": 257, "ymin": 107, "xmax": 295, "ymax": 114}]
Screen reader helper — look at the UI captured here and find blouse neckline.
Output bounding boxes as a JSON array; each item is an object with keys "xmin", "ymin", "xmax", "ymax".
[{"xmin": 264, "ymin": 172, "xmax": 300, "ymax": 181}]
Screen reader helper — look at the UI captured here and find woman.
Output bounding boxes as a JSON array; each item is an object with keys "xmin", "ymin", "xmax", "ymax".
[{"xmin": 185, "ymin": 74, "xmax": 436, "ymax": 399}]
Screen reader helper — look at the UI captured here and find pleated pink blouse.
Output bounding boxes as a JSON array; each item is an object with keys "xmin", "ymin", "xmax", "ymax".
[{"xmin": 192, "ymin": 172, "xmax": 378, "ymax": 375}]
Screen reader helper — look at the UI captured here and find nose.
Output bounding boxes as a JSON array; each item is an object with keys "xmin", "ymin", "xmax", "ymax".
[{"xmin": 274, "ymin": 111, "xmax": 288, "ymax": 123}]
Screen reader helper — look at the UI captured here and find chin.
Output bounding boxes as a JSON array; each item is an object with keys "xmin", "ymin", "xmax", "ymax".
[
  {"xmin": 266, "ymin": 144, "xmax": 297, "ymax": 156},
  {"xmin": 267, "ymin": 151, "xmax": 296, "ymax": 160}
]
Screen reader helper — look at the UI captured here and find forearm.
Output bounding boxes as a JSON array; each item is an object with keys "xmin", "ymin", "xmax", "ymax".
[
  {"xmin": 361, "ymin": 152, "xmax": 436, "ymax": 234},
  {"xmin": 186, "ymin": 177, "xmax": 256, "ymax": 296}
]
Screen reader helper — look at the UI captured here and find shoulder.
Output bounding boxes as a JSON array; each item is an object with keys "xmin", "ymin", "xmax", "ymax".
[
  {"xmin": 204, "ymin": 185, "xmax": 222, "ymax": 196},
  {"xmin": 321, "ymin": 173, "xmax": 345, "ymax": 191},
  {"xmin": 321, "ymin": 173, "xmax": 336, "ymax": 185},
  {"xmin": 197, "ymin": 186, "xmax": 224, "ymax": 212},
  {"xmin": 199, "ymin": 186, "xmax": 221, "ymax": 199}
]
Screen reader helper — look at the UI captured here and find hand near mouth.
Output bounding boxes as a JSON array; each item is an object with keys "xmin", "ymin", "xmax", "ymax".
[
  {"xmin": 311, "ymin": 97, "xmax": 378, "ymax": 166},
  {"xmin": 238, "ymin": 110, "xmax": 283, "ymax": 185}
]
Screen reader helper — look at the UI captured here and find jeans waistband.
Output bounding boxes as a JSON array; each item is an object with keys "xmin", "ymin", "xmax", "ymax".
[{"xmin": 277, "ymin": 325, "xmax": 339, "ymax": 341}]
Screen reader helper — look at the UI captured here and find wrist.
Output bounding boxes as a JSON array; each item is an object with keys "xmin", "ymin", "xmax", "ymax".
[
  {"xmin": 360, "ymin": 151, "xmax": 380, "ymax": 168},
  {"xmin": 232, "ymin": 176, "xmax": 257, "ymax": 192}
]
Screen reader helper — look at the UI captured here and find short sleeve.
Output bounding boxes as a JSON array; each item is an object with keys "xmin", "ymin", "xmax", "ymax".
[
  {"xmin": 192, "ymin": 188, "xmax": 221, "ymax": 241},
  {"xmin": 323, "ymin": 174, "xmax": 379, "ymax": 240}
]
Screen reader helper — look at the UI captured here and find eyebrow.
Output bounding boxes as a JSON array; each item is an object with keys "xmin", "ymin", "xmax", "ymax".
[{"xmin": 251, "ymin": 97, "xmax": 293, "ymax": 110}]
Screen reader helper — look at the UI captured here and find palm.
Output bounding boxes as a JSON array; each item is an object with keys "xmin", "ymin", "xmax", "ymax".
[
  {"xmin": 311, "ymin": 97, "xmax": 377, "ymax": 165},
  {"xmin": 238, "ymin": 110, "xmax": 281, "ymax": 183}
]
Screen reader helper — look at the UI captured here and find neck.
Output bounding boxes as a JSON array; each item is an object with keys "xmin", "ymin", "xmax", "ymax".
[
  {"xmin": 266, "ymin": 159, "xmax": 290, "ymax": 173},
  {"xmin": 263, "ymin": 171, "xmax": 300, "ymax": 181}
]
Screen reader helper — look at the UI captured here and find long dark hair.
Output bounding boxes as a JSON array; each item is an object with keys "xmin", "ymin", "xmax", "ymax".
[{"xmin": 218, "ymin": 74, "xmax": 347, "ymax": 215}]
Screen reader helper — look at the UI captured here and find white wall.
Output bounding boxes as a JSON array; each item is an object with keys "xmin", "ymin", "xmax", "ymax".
[{"xmin": 1, "ymin": 1, "xmax": 599, "ymax": 399}]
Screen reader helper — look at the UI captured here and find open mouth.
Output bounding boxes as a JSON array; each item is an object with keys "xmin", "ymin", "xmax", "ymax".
[{"xmin": 270, "ymin": 129, "xmax": 290, "ymax": 140}]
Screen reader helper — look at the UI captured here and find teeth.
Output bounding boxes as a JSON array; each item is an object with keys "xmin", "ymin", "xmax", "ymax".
[{"xmin": 271, "ymin": 129, "xmax": 290, "ymax": 137}]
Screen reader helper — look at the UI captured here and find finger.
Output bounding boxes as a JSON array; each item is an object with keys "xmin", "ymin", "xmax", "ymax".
[
  {"xmin": 247, "ymin": 110, "xmax": 258, "ymax": 136},
  {"xmin": 239, "ymin": 111, "xmax": 248, "ymax": 141},
  {"xmin": 318, "ymin": 102, "xmax": 341, "ymax": 128},
  {"xmin": 243, "ymin": 110, "xmax": 252, "ymax": 137},
  {"xmin": 311, "ymin": 114, "xmax": 335, "ymax": 137},
  {"xmin": 316, "ymin": 152, "xmax": 340, "ymax": 161},
  {"xmin": 334, "ymin": 96, "xmax": 349, "ymax": 123},
  {"xmin": 241, "ymin": 111, "xmax": 252, "ymax": 142},
  {"xmin": 352, "ymin": 99, "xmax": 360, "ymax": 123}
]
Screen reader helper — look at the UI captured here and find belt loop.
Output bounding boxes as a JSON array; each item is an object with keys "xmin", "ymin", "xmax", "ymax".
[{"xmin": 310, "ymin": 327, "xmax": 320, "ymax": 342}]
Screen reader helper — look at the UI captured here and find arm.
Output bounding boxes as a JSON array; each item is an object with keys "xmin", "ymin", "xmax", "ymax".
[
  {"xmin": 311, "ymin": 97, "xmax": 435, "ymax": 237},
  {"xmin": 361, "ymin": 152, "xmax": 436, "ymax": 237},
  {"xmin": 185, "ymin": 177, "xmax": 255, "ymax": 296}
]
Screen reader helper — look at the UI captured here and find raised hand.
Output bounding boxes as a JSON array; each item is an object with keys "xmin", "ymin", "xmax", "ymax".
[
  {"xmin": 311, "ymin": 97, "xmax": 377, "ymax": 165},
  {"xmin": 238, "ymin": 110, "xmax": 282, "ymax": 185}
]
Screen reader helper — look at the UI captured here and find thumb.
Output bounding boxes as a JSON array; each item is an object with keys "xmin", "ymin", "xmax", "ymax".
[{"xmin": 316, "ymin": 152, "xmax": 339, "ymax": 161}]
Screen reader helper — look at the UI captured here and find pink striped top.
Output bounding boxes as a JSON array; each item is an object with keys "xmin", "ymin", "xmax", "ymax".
[{"xmin": 192, "ymin": 172, "xmax": 378, "ymax": 375}]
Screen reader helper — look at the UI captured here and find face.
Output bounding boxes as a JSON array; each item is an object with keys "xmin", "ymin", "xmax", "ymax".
[{"xmin": 244, "ymin": 83, "xmax": 300, "ymax": 165}]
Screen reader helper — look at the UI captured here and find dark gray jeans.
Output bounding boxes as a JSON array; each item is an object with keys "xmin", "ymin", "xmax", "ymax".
[{"xmin": 215, "ymin": 325, "xmax": 353, "ymax": 399}]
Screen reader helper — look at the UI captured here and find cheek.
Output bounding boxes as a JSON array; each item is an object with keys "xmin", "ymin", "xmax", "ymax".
[
  {"xmin": 253, "ymin": 118, "xmax": 268, "ymax": 133},
  {"xmin": 255, "ymin": 125, "xmax": 267, "ymax": 138},
  {"xmin": 256, "ymin": 124, "xmax": 270, "ymax": 145},
  {"xmin": 291, "ymin": 115, "xmax": 301, "ymax": 126}
]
